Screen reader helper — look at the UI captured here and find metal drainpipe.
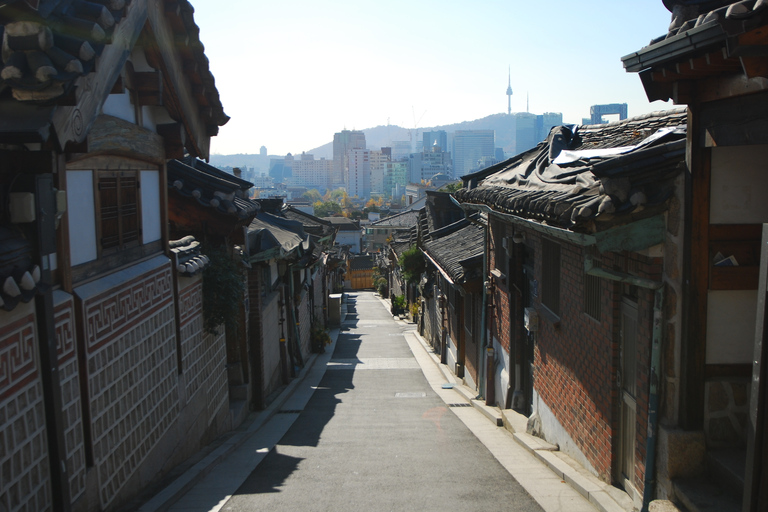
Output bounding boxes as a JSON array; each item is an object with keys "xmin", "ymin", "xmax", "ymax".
[
  {"xmin": 450, "ymin": 194, "xmax": 490, "ymax": 400},
  {"xmin": 585, "ymin": 255, "xmax": 663, "ymax": 512}
]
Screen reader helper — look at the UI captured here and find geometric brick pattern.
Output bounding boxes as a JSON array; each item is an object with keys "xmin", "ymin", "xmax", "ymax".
[
  {"xmin": 54, "ymin": 297, "xmax": 87, "ymax": 503},
  {"xmin": 179, "ymin": 281, "xmax": 227, "ymax": 425},
  {"xmin": 0, "ymin": 310, "xmax": 53, "ymax": 512},
  {"xmin": 298, "ymin": 293, "xmax": 311, "ymax": 359},
  {"xmin": 81, "ymin": 264, "xmax": 178, "ymax": 508}
]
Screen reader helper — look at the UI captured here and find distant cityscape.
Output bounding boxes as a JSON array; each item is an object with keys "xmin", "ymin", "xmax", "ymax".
[{"xmin": 214, "ymin": 102, "xmax": 628, "ymax": 202}]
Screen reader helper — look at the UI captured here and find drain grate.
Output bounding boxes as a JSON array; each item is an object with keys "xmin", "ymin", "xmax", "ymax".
[{"xmin": 447, "ymin": 403, "xmax": 472, "ymax": 408}]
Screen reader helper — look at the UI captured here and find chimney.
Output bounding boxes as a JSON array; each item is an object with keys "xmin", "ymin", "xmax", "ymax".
[{"xmin": 233, "ymin": 167, "xmax": 242, "ymax": 178}]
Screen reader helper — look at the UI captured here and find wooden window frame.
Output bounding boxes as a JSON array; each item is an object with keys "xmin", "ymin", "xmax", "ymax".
[{"xmin": 70, "ymin": 165, "xmax": 163, "ymax": 284}]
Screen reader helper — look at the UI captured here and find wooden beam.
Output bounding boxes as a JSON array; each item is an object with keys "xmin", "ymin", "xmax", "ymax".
[
  {"xmin": 133, "ymin": 70, "xmax": 163, "ymax": 106},
  {"xmin": 51, "ymin": 0, "xmax": 148, "ymax": 147},
  {"xmin": 157, "ymin": 122, "xmax": 185, "ymax": 160},
  {"xmin": 740, "ymin": 55, "xmax": 768, "ymax": 79},
  {"xmin": 86, "ymin": 114, "xmax": 165, "ymax": 165}
]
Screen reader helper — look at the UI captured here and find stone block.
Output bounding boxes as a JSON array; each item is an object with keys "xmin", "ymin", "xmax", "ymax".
[{"xmin": 657, "ymin": 426, "xmax": 706, "ymax": 480}]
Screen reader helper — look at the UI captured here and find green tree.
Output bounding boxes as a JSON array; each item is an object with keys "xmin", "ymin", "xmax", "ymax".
[
  {"xmin": 303, "ymin": 189, "xmax": 322, "ymax": 202},
  {"xmin": 314, "ymin": 201, "xmax": 342, "ymax": 217},
  {"xmin": 398, "ymin": 245, "xmax": 425, "ymax": 284},
  {"xmin": 439, "ymin": 181, "xmax": 463, "ymax": 193}
]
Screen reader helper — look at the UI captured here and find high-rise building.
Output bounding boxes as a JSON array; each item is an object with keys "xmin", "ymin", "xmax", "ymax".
[
  {"xmin": 453, "ymin": 130, "xmax": 495, "ymax": 176},
  {"xmin": 292, "ymin": 154, "xmax": 333, "ymax": 190},
  {"xmin": 260, "ymin": 146, "xmax": 267, "ymax": 157},
  {"xmin": 386, "ymin": 161, "xmax": 408, "ymax": 198},
  {"xmin": 369, "ymin": 150, "xmax": 389, "ymax": 194},
  {"xmin": 422, "ymin": 130, "xmax": 448, "ymax": 153},
  {"xmin": 536, "ymin": 112, "xmax": 563, "ymax": 142},
  {"xmin": 347, "ymin": 148, "xmax": 371, "ymax": 198},
  {"xmin": 333, "ymin": 130, "xmax": 366, "ymax": 188},
  {"xmin": 515, "ymin": 113, "xmax": 538, "ymax": 155},
  {"xmin": 390, "ymin": 141, "xmax": 411, "ymax": 161}
]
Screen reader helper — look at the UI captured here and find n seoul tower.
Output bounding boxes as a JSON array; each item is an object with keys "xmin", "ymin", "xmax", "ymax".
[{"xmin": 506, "ymin": 67, "xmax": 513, "ymax": 115}]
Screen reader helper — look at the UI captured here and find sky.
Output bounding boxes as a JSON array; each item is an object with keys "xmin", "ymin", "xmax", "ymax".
[{"xmin": 192, "ymin": 1, "xmax": 675, "ymax": 157}]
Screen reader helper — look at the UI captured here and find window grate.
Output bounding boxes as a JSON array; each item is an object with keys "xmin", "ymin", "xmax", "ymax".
[{"xmin": 585, "ymin": 272, "xmax": 601, "ymax": 321}]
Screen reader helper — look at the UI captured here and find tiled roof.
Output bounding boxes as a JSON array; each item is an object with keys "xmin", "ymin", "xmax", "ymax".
[
  {"xmin": 455, "ymin": 108, "xmax": 687, "ymax": 233},
  {"xmin": 246, "ymin": 212, "xmax": 306, "ymax": 257},
  {"xmin": 0, "ymin": 227, "xmax": 40, "ymax": 311},
  {"xmin": 0, "ymin": 0, "xmax": 227, "ymax": 133},
  {"xmin": 169, "ymin": 235, "xmax": 209, "ymax": 276},
  {"xmin": 323, "ymin": 217, "xmax": 361, "ymax": 231},
  {"xmin": 168, "ymin": 158, "xmax": 260, "ymax": 220},
  {"xmin": 282, "ymin": 205, "xmax": 333, "ymax": 237},
  {"xmin": 622, "ymin": 0, "xmax": 768, "ymax": 80},
  {"xmin": 349, "ymin": 255, "xmax": 374, "ymax": 271},
  {"xmin": 370, "ymin": 209, "xmax": 420, "ymax": 228},
  {"xmin": 422, "ymin": 220, "xmax": 484, "ymax": 284}
]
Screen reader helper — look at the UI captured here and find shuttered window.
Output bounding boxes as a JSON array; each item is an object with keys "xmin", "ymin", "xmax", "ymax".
[
  {"xmin": 541, "ymin": 238, "xmax": 560, "ymax": 316},
  {"xmin": 98, "ymin": 171, "xmax": 140, "ymax": 254}
]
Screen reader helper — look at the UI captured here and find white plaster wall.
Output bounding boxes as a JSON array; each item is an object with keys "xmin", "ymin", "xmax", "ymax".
[
  {"xmin": 336, "ymin": 232, "xmax": 362, "ymax": 253},
  {"xmin": 140, "ymin": 170, "xmax": 162, "ymax": 243},
  {"xmin": 533, "ymin": 389, "xmax": 598, "ymax": 477},
  {"xmin": 101, "ymin": 90, "xmax": 135, "ymax": 124},
  {"xmin": 706, "ymin": 289, "xmax": 758, "ymax": 364},
  {"xmin": 446, "ymin": 333, "xmax": 458, "ymax": 374},
  {"xmin": 66, "ymin": 170, "xmax": 97, "ymax": 265},
  {"xmin": 711, "ymin": 145, "xmax": 768, "ymax": 224}
]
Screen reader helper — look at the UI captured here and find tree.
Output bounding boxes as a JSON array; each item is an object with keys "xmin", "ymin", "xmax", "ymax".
[
  {"xmin": 440, "ymin": 181, "xmax": 463, "ymax": 193},
  {"xmin": 303, "ymin": 189, "xmax": 322, "ymax": 202},
  {"xmin": 398, "ymin": 245, "xmax": 425, "ymax": 284},
  {"xmin": 314, "ymin": 201, "xmax": 342, "ymax": 217}
]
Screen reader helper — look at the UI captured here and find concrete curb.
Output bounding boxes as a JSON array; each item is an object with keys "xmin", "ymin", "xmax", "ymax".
[
  {"xmin": 407, "ymin": 328, "xmax": 634, "ymax": 512},
  {"xmin": 137, "ymin": 327, "xmax": 342, "ymax": 512}
]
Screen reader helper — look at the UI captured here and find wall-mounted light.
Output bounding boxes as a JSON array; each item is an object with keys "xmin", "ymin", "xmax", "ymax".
[{"xmin": 513, "ymin": 232, "xmax": 525, "ymax": 244}]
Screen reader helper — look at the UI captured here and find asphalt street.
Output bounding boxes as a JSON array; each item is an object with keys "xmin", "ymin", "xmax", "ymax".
[
  {"xmin": 157, "ymin": 291, "xmax": 597, "ymax": 512},
  {"xmin": 219, "ymin": 292, "xmax": 543, "ymax": 511}
]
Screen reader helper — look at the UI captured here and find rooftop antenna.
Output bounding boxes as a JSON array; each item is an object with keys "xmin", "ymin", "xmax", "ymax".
[
  {"xmin": 506, "ymin": 66, "xmax": 513, "ymax": 115},
  {"xmin": 526, "ymin": 92, "xmax": 529, "ymax": 113}
]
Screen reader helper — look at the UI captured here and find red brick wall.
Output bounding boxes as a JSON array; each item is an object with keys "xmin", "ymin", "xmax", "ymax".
[{"xmin": 488, "ymin": 216, "xmax": 660, "ymax": 489}]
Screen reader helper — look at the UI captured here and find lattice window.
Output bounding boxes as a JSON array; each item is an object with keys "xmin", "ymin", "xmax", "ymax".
[
  {"xmin": 98, "ymin": 171, "xmax": 140, "ymax": 254},
  {"xmin": 541, "ymin": 238, "xmax": 560, "ymax": 316}
]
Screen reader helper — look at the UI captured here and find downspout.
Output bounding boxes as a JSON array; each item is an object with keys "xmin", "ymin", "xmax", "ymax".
[
  {"xmin": 585, "ymin": 255, "xmax": 664, "ymax": 512},
  {"xmin": 451, "ymin": 194, "xmax": 489, "ymax": 400}
]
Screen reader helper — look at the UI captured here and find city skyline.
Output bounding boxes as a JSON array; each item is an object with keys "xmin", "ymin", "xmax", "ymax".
[{"xmin": 193, "ymin": 1, "xmax": 674, "ymax": 157}]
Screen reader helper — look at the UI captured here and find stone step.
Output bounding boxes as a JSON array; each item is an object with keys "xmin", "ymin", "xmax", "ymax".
[
  {"xmin": 706, "ymin": 448, "xmax": 745, "ymax": 500},
  {"xmin": 673, "ymin": 475, "xmax": 740, "ymax": 512}
]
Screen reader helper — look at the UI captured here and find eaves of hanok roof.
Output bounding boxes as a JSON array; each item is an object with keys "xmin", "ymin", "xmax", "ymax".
[
  {"xmin": 622, "ymin": 1, "xmax": 768, "ymax": 102},
  {"xmin": 244, "ymin": 212, "xmax": 309, "ymax": 263},
  {"xmin": 369, "ymin": 209, "xmax": 420, "ymax": 229},
  {"xmin": 454, "ymin": 108, "xmax": 688, "ymax": 240},
  {"xmin": 349, "ymin": 254, "xmax": 374, "ymax": 271},
  {"xmin": 423, "ymin": 190, "xmax": 465, "ymax": 241},
  {"xmin": 422, "ymin": 220, "xmax": 484, "ymax": 285},
  {"xmin": 389, "ymin": 239, "xmax": 411, "ymax": 260},
  {"xmin": 168, "ymin": 158, "xmax": 260, "ymax": 220},
  {"xmin": 0, "ymin": 0, "xmax": 228, "ymax": 157},
  {"xmin": 282, "ymin": 205, "xmax": 334, "ymax": 238},
  {"xmin": 0, "ymin": 226, "xmax": 41, "ymax": 312}
]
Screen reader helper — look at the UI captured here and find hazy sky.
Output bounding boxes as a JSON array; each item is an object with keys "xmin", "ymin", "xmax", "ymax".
[{"xmin": 192, "ymin": 1, "xmax": 675, "ymax": 157}]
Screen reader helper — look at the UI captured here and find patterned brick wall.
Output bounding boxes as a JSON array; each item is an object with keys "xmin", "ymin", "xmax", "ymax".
[
  {"xmin": 53, "ymin": 292, "xmax": 87, "ymax": 503},
  {"xmin": 261, "ymin": 293, "xmax": 282, "ymax": 400},
  {"xmin": 178, "ymin": 279, "xmax": 227, "ymax": 426},
  {"xmin": 0, "ymin": 304, "xmax": 52, "ymax": 512},
  {"xmin": 78, "ymin": 261, "xmax": 178, "ymax": 509}
]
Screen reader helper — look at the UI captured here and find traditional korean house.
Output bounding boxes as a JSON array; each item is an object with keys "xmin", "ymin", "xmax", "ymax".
[
  {"xmin": 622, "ymin": 2, "xmax": 768, "ymax": 510},
  {"xmin": 421, "ymin": 218, "xmax": 485, "ymax": 391},
  {"xmin": 0, "ymin": 1, "xmax": 229, "ymax": 510},
  {"xmin": 166, "ymin": 157, "xmax": 261, "ymax": 426},
  {"xmin": 244, "ymin": 204, "xmax": 328, "ymax": 409},
  {"xmin": 455, "ymin": 108, "xmax": 688, "ymax": 510}
]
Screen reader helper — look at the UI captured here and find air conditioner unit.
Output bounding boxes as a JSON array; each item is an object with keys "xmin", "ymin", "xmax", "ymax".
[{"xmin": 524, "ymin": 307, "xmax": 538, "ymax": 332}]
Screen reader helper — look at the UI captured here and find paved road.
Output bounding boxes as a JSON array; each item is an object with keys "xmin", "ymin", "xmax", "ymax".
[
  {"xmin": 159, "ymin": 291, "xmax": 596, "ymax": 512},
  {"xmin": 219, "ymin": 292, "xmax": 542, "ymax": 512}
]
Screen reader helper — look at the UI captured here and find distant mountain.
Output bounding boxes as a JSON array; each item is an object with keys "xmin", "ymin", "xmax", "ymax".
[{"xmin": 211, "ymin": 112, "xmax": 536, "ymax": 169}]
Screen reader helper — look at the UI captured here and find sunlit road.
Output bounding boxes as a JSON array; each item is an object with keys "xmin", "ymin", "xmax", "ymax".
[{"xmin": 219, "ymin": 291, "xmax": 543, "ymax": 512}]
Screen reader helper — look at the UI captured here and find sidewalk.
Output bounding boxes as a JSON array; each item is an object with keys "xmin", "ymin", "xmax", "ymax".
[{"xmin": 398, "ymin": 320, "xmax": 635, "ymax": 512}]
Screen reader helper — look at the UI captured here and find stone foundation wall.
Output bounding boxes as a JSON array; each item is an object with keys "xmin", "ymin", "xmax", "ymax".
[{"xmin": 0, "ymin": 303, "xmax": 52, "ymax": 512}]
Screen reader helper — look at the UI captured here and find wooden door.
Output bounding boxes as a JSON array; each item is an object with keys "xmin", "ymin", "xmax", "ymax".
[{"xmin": 618, "ymin": 298, "xmax": 638, "ymax": 490}]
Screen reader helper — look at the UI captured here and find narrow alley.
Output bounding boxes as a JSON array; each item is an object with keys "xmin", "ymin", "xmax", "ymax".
[{"xmin": 141, "ymin": 292, "xmax": 600, "ymax": 512}]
